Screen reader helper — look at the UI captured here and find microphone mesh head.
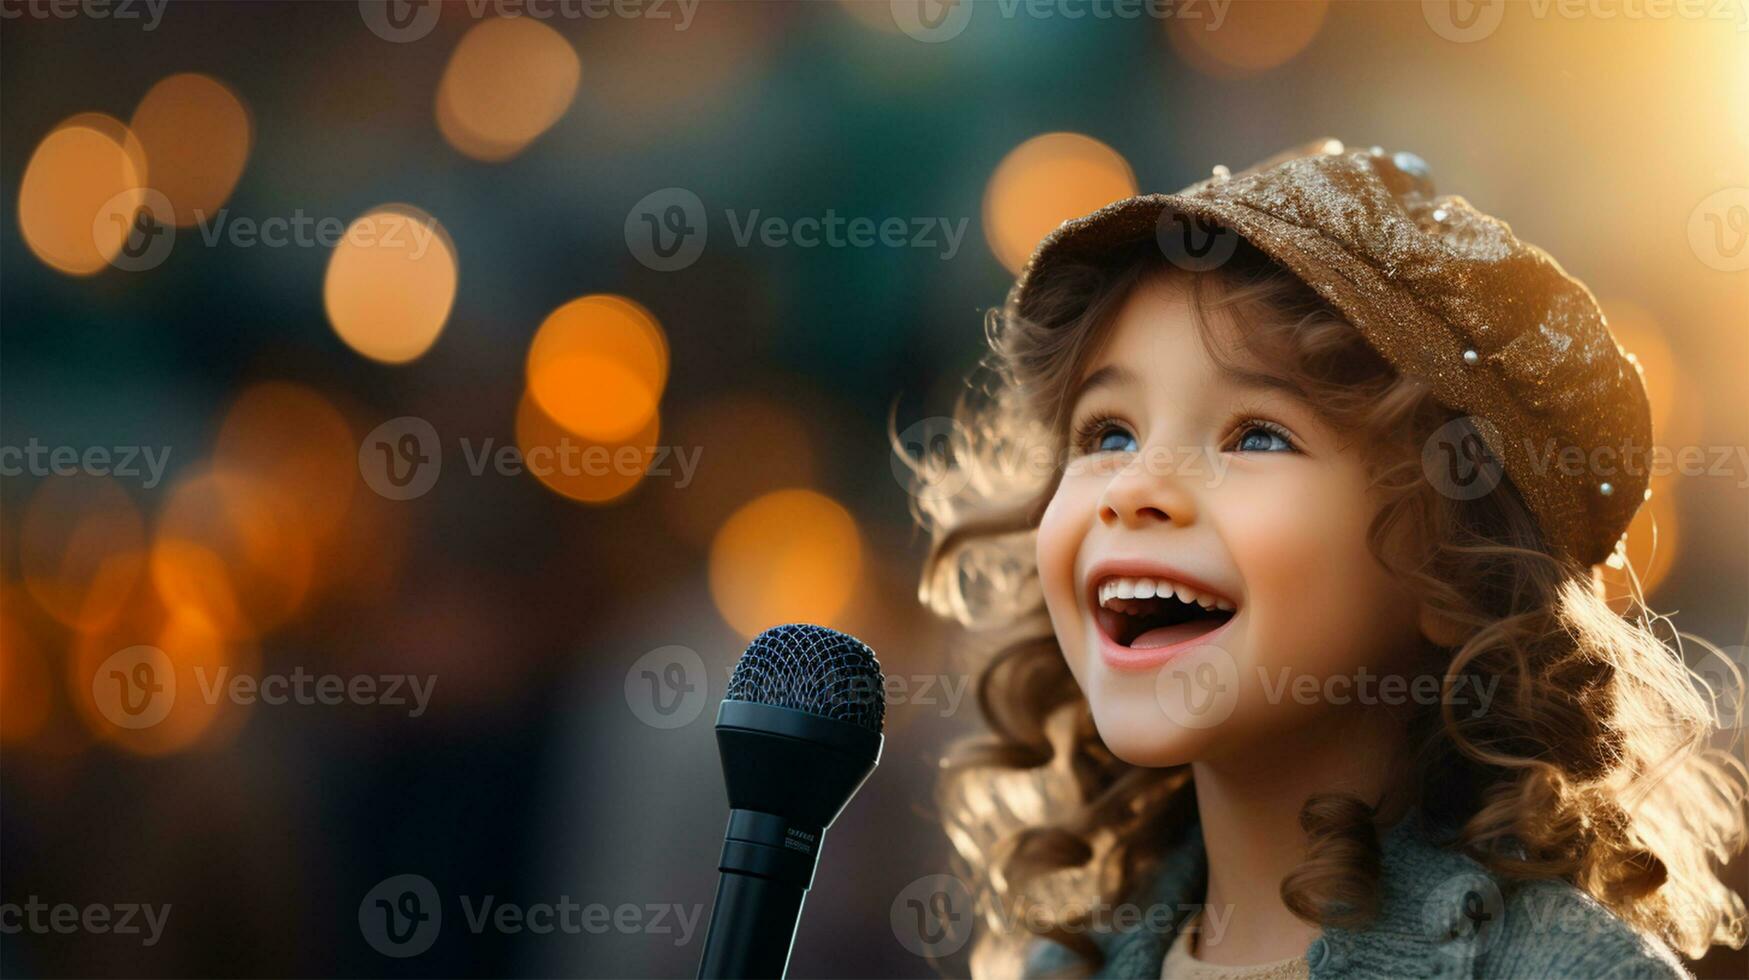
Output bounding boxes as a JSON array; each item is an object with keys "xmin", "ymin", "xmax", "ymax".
[{"xmin": 726, "ymin": 624, "xmax": 885, "ymax": 733}]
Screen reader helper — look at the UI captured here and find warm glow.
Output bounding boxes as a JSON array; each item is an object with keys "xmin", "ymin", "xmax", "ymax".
[
  {"xmin": 709, "ymin": 489, "xmax": 862, "ymax": 638},
  {"xmin": 515, "ymin": 390, "xmax": 659, "ymax": 504},
  {"xmin": 1602, "ymin": 486, "xmax": 1681, "ymax": 612},
  {"xmin": 323, "ymin": 204, "xmax": 458, "ymax": 364},
  {"xmin": 984, "ymin": 132, "xmax": 1137, "ymax": 275},
  {"xmin": 1602, "ymin": 301, "xmax": 1686, "ymax": 446},
  {"xmin": 129, "ymin": 73, "xmax": 251, "ymax": 226},
  {"xmin": 71, "ymin": 598, "xmax": 257, "ymax": 756},
  {"xmin": 1165, "ymin": 0, "xmax": 1328, "ymax": 78},
  {"xmin": 836, "ymin": 0, "xmax": 901, "ymax": 32},
  {"xmin": 0, "ymin": 596, "xmax": 52, "ymax": 744},
  {"xmin": 215, "ymin": 382, "xmax": 356, "ymax": 539},
  {"xmin": 660, "ymin": 395, "xmax": 816, "ymax": 548},
  {"xmin": 437, "ymin": 17, "xmax": 581, "ymax": 161},
  {"xmin": 525, "ymin": 294, "xmax": 668, "ymax": 441},
  {"xmin": 20, "ymin": 475, "xmax": 147, "ymax": 631},
  {"xmin": 17, "ymin": 115, "xmax": 147, "ymax": 275},
  {"xmin": 151, "ymin": 469, "xmax": 315, "ymax": 638}
]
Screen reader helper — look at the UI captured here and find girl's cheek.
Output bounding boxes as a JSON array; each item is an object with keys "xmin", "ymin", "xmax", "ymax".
[{"xmin": 1217, "ymin": 465, "xmax": 1410, "ymax": 683}]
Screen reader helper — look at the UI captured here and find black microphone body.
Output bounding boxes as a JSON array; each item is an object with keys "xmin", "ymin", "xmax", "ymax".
[{"xmin": 697, "ymin": 625, "xmax": 886, "ymax": 980}]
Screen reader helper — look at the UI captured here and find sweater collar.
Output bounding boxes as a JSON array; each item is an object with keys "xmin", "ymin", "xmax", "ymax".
[{"xmin": 1093, "ymin": 812, "xmax": 1491, "ymax": 979}]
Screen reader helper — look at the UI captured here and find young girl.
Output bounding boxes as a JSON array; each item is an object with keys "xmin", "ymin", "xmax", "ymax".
[{"xmin": 905, "ymin": 140, "xmax": 1747, "ymax": 978}]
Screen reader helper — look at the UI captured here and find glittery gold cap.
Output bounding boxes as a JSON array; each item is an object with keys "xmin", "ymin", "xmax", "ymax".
[{"xmin": 1006, "ymin": 138, "xmax": 1652, "ymax": 568}]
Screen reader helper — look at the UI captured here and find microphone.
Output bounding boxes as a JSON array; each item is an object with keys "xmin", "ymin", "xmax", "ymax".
[{"xmin": 696, "ymin": 624, "xmax": 886, "ymax": 980}]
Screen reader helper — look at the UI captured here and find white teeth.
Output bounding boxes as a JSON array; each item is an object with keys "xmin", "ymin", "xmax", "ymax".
[{"xmin": 1095, "ymin": 575, "xmax": 1235, "ymax": 612}]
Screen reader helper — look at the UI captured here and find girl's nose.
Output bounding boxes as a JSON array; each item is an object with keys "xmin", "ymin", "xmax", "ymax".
[{"xmin": 1096, "ymin": 454, "xmax": 1198, "ymax": 529}]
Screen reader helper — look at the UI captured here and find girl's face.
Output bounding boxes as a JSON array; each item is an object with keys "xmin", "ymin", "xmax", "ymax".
[{"xmin": 1036, "ymin": 274, "xmax": 1423, "ymax": 768}]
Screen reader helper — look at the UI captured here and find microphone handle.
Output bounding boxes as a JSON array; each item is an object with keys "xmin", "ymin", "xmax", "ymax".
[{"xmin": 696, "ymin": 870, "xmax": 807, "ymax": 979}]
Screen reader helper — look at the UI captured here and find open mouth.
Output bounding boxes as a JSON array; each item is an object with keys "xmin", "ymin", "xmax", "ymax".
[{"xmin": 1092, "ymin": 575, "xmax": 1237, "ymax": 650}]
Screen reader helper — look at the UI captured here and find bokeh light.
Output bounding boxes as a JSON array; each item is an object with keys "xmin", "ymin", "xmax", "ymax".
[
  {"xmin": 708, "ymin": 489, "xmax": 862, "ymax": 638},
  {"xmin": 1603, "ymin": 300, "xmax": 1704, "ymax": 458},
  {"xmin": 129, "ymin": 72, "xmax": 252, "ymax": 225},
  {"xmin": 0, "ymin": 593, "xmax": 53, "ymax": 745},
  {"xmin": 151, "ymin": 469, "xmax": 315, "ymax": 638},
  {"xmin": 17, "ymin": 114, "xmax": 147, "ymax": 275},
  {"xmin": 214, "ymin": 382, "xmax": 356, "ymax": 539},
  {"xmin": 1164, "ymin": 0, "xmax": 1328, "ymax": 78},
  {"xmin": 660, "ymin": 394, "xmax": 817, "ymax": 548},
  {"xmin": 323, "ymin": 204, "xmax": 458, "ymax": 364},
  {"xmin": 514, "ymin": 390, "xmax": 660, "ymax": 504},
  {"xmin": 69, "ymin": 596, "xmax": 258, "ymax": 756},
  {"xmin": 525, "ymin": 294, "xmax": 669, "ymax": 442},
  {"xmin": 20, "ymin": 474, "xmax": 147, "ymax": 632},
  {"xmin": 983, "ymin": 132, "xmax": 1136, "ymax": 275},
  {"xmin": 1602, "ymin": 485, "xmax": 1681, "ymax": 612},
  {"xmin": 437, "ymin": 17, "xmax": 581, "ymax": 162}
]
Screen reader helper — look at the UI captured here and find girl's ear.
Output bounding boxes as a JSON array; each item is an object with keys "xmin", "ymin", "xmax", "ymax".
[{"xmin": 1418, "ymin": 602, "xmax": 1469, "ymax": 648}]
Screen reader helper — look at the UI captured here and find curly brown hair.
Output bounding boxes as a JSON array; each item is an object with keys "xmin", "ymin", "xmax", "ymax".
[{"xmin": 898, "ymin": 237, "xmax": 1748, "ymax": 975}]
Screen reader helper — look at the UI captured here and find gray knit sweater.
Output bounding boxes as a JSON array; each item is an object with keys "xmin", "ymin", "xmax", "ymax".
[{"xmin": 1024, "ymin": 814, "xmax": 1691, "ymax": 979}]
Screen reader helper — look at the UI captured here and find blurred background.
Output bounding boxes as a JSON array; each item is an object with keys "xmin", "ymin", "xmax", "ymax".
[{"xmin": 1, "ymin": 1, "xmax": 1745, "ymax": 976}]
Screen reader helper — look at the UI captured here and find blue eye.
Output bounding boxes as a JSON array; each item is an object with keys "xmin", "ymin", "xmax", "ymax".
[
  {"xmin": 1072, "ymin": 414, "xmax": 1138, "ymax": 455},
  {"xmin": 1234, "ymin": 423, "xmax": 1295, "ymax": 453},
  {"xmin": 1096, "ymin": 427, "xmax": 1138, "ymax": 453}
]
